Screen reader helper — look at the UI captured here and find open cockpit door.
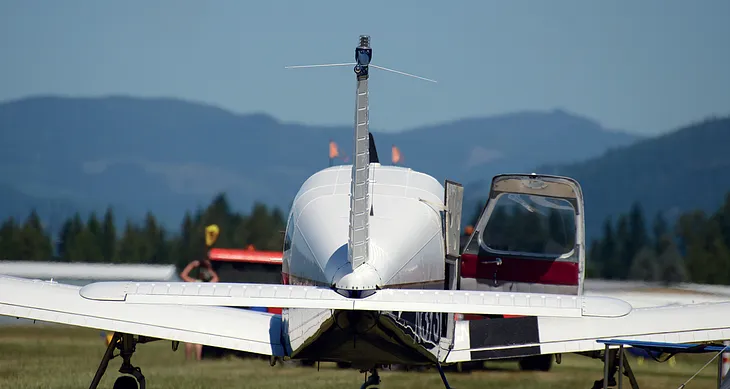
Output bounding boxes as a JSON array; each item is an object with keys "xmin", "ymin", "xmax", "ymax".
[{"xmin": 460, "ymin": 174, "xmax": 585, "ymax": 296}]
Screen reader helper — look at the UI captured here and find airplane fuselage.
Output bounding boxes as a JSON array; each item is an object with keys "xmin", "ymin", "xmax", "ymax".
[
  {"xmin": 282, "ymin": 163, "xmax": 446, "ymax": 290},
  {"xmin": 280, "ymin": 163, "xmax": 450, "ymax": 366}
]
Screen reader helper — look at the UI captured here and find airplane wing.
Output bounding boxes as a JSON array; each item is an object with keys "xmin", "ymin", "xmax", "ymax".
[
  {"xmin": 78, "ymin": 280, "xmax": 632, "ymax": 318},
  {"xmin": 445, "ymin": 301, "xmax": 730, "ymax": 362},
  {"xmin": 0, "ymin": 275, "xmax": 285, "ymax": 357},
  {"xmin": 6, "ymin": 275, "xmax": 730, "ymax": 364}
]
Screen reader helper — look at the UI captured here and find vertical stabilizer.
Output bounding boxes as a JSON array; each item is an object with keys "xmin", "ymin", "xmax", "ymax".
[
  {"xmin": 283, "ymin": 34, "xmax": 436, "ymax": 273},
  {"xmin": 348, "ymin": 36, "xmax": 373, "ymax": 271}
]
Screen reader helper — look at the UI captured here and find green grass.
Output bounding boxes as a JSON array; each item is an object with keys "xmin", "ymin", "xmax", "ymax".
[{"xmin": 0, "ymin": 324, "xmax": 723, "ymax": 389}]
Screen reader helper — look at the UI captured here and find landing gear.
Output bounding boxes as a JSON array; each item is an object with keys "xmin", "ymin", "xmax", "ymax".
[
  {"xmin": 359, "ymin": 368, "xmax": 380, "ymax": 389},
  {"xmin": 519, "ymin": 354, "xmax": 553, "ymax": 371},
  {"xmin": 435, "ymin": 362, "xmax": 454, "ymax": 389},
  {"xmin": 581, "ymin": 346, "xmax": 639, "ymax": 389},
  {"xmin": 89, "ymin": 332, "xmax": 158, "ymax": 389},
  {"xmin": 358, "ymin": 364, "xmax": 452, "ymax": 389}
]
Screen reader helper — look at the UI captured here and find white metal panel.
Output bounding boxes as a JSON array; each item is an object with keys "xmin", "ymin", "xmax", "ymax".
[
  {"xmin": 584, "ymin": 290, "xmax": 730, "ymax": 308},
  {"xmin": 0, "ymin": 275, "xmax": 284, "ymax": 356},
  {"xmin": 287, "ymin": 164, "xmax": 445, "ymax": 290},
  {"xmin": 537, "ymin": 302, "xmax": 730, "ymax": 343},
  {"xmin": 446, "ymin": 300, "xmax": 730, "ymax": 362},
  {"xmin": 80, "ymin": 280, "xmax": 631, "ymax": 317},
  {"xmin": 444, "ymin": 181, "xmax": 464, "ymax": 259}
]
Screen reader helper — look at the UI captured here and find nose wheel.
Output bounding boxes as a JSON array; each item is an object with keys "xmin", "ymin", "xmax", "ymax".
[
  {"xmin": 89, "ymin": 332, "xmax": 158, "ymax": 389},
  {"xmin": 112, "ymin": 375, "xmax": 140, "ymax": 389}
]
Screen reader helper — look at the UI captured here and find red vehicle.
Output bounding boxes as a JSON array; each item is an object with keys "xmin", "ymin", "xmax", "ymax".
[
  {"xmin": 200, "ymin": 246, "xmax": 283, "ymax": 359},
  {"xmin": 207, "ymin": 247, "xmax": 284, "ymax": 314}
]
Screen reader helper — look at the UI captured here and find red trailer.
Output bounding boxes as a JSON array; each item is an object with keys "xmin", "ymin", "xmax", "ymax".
[
  {"xmin": 200, "ymin": 246, "xmax": 283, "ymax": 360},
  {"xmin": 207, "ymin": 247, "xmax": 284, "ymax": 314}
]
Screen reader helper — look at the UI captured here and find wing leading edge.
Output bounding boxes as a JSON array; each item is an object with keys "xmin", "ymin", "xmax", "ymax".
[
  {"xmin": 0, "ymin": 275, "xmax": 285, "ymax": 356},
  {"xmin": 78, "ymin": 280, "xmax": 632, "ymax": 318}
]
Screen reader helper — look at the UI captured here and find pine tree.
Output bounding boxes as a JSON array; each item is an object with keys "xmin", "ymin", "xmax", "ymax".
[
  {"xmin": 16, "ymin": 210, "xmax": 53, "ymax": 261},
  {"xmin": 117, "ymin": 220, "xmax": 140, "ymax": 264},
  {"xmin": 627, "ymin": 202, "xmax": 648, "ymax": 260},
  {"xmin": 142, "ymin": 212, "xmax": 166, "ymax": 264},
  {"xmin": 714, "ymin": 192, "xmax": 730, "ymax": 250},
  {"xmin": 657, "ymin": 238, "xmax": 687, "ymax": 285},
  {"xmin": 87, "ymin": 212, "xmax": 102, "ymax": 240},
  {"xmin": 0, "ymin": 217, "xmax": 19, "ymax": 260},
  {"xmin": 598, "ymin": 219, "xmax": 617, "ymax": 278},
  {"xmin": 101, "ymin": 207, "xmax": 117, "ymax": 262},
  {"xmin": 652, "ymin": 213, "xmax": 670, "ymax": 254},
  {"xmin": 614, "ymin": 215, "xmax": 630, "ymax": 279},
  {"xmin": 628, "ymin": 247, "xmax": 659, "ymax": 282}
]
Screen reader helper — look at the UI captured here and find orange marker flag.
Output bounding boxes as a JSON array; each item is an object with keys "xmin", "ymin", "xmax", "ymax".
[
  {"xmin": 329, "ymin": 140, "xmax": 339, "ymax": 159},
  {"xmin": 392, "ymin": 145, "xmax": 402, "ymax": 164}
]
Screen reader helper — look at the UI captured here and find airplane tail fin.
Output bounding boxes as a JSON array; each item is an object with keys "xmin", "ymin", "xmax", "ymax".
[
  {"xmin": 284, "ymin": 34, "xmax": 436, "ymax": 272},
  {"xmin": 348, "ymin": 73, "xmax": 372, "ymax": 271}
]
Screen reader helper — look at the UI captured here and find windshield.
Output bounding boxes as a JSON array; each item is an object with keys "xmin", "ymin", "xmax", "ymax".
[{"xmin": 481, "ymin": 193, "xmax": 576, "ymax": 256}]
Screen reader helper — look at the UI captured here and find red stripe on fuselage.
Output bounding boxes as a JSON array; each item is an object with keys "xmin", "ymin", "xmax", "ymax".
[{"xmin": 460, "ymin": 253, "xmax": 579, "ymax": 286}]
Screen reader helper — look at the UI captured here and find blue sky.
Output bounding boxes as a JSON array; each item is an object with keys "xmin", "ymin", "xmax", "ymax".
[{"xmin": 1, "ymin": 0, "xmax": 728, "ymax": 135}]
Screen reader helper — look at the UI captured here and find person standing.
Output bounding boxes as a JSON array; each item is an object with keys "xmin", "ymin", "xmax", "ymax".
[{"xmin": 179, "ymin": 224, "xmax": 220, "ymax": 361}]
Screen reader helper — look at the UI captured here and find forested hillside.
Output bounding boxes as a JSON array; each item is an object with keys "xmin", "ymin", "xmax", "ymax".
[
  {"xmin": 463, "ymin": 116, "xmax": 730, "ymax": 242},
  {"xmin": 540, "ymin": 116, "xmax": 730, "ymax": 241},
  {"xmin": 0, "ymin": 194, "xmax": 285, "ymax": 270},
  {"xmin": 0, "ymin": 96, "xmax": 638, "ymax": 233},
  {"xmin": 588, "ymin": 191, "xmax": 730, "ymax": 285},
  {"xmin": 3, "ymin": 190, "xmax": 730, "ymax": 285}
]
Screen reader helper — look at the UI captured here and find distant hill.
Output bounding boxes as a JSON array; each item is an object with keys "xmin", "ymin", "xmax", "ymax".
[
  {"xmin": 530, "ymin": 116, "xmax": 730, "ymax": 241},
  {"xmin": 0, "ymin": 95, "xmax": 639, "ymax": 231}
]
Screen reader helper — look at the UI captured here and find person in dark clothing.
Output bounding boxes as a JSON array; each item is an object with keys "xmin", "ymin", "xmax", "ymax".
[
  {"xmin": 180, "ymin": 257, "xmax": 219, "ymax": 283},
  {"xmin": 179, "ymin": 225, "xmax": 221, "ymax": 361}
]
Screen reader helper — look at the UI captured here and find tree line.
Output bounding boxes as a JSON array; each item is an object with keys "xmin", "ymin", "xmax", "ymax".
[
  {"xmin": 3, "ymin": 190, "xmax": 730, "ymax": 285},
  {"xmin": 587, "ymin": 192, "xmax": 730, "ymax": 285},
  {"xmin": 464, "ymin": 192, "xmax": 730, "ymax": 285},
  {"xmin": 0, "ymin": 194, "xmax": 286, "ymax": 269}
]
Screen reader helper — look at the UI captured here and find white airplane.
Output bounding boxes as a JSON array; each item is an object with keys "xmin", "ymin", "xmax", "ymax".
[{"xmin": 3, "ymin": 35, "xmax": 730, "ymax": 389}]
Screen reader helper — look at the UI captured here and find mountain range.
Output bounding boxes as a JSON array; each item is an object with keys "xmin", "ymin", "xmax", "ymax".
[
  {"xmin": 538, "ymin": 116, "xmax": 730, "ymax": 242},
  {"xmin": 1, "ymin": 95, "xmax": 725, "ymax": 242}
]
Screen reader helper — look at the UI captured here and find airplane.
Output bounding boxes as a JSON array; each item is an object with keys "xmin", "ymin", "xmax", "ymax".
[{"xmin": 3, "ymin": 35, "xmax": 730, "ymax": 389}]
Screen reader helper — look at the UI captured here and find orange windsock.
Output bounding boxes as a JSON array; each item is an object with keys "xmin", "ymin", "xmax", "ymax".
[
  {"xmin": 329, "ymin": 141, "xmax": 339, "ymax": 159},
  {"xmin": 392, "ymin": 145, "xmax": 402, "ymax": 164}
]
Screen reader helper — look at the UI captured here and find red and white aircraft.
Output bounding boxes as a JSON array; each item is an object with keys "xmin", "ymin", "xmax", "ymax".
[{"xmin": 2, "ymin": 35, "xmax": 730, "ymax": 389}]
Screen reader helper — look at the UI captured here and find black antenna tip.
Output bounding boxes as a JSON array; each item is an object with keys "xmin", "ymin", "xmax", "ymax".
[{"xmin": 368, "ymin": 133, "xmax": 379, "ymax": 163}]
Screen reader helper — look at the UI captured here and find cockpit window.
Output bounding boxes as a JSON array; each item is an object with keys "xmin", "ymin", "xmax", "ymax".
[{"xmin": 481, "ymin": 193, "xmax": 576, "ymax": 256}]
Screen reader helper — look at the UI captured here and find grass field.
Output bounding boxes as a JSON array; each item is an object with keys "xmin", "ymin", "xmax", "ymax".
[{"xmin": 0, "ymin": 324, "xmax": 723, "ymax": 389}]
